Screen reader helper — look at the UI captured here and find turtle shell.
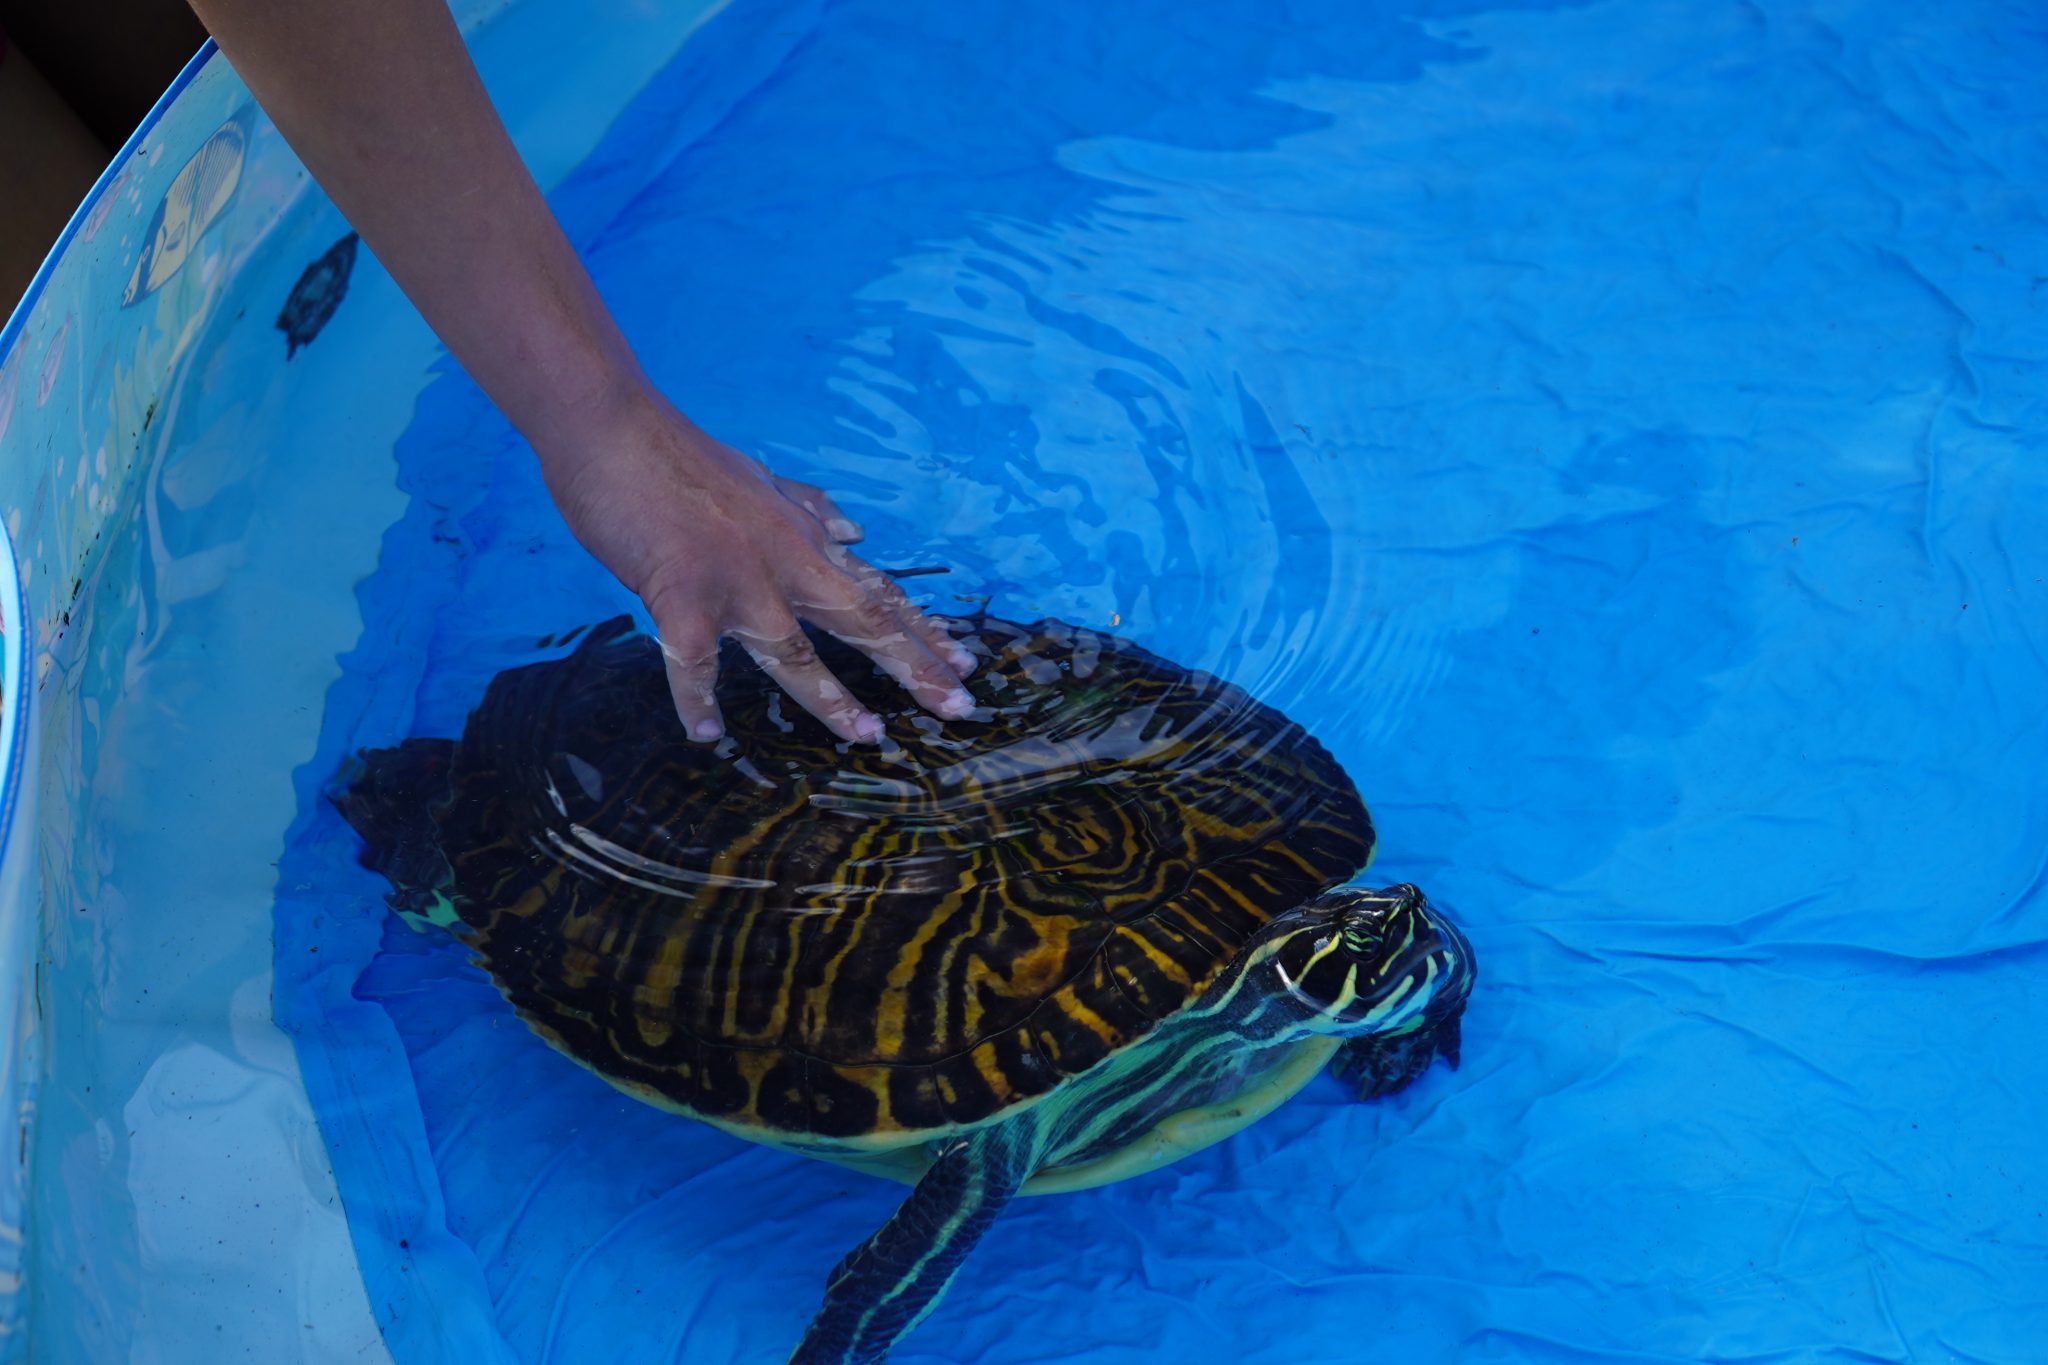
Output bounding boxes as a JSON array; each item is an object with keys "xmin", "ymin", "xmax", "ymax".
[{"xmin": 342, "ymin": 613, "xmax": 1372, "ymax": 1145}]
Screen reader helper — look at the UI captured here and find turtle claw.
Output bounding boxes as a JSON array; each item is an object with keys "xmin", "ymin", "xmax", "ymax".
[{"xmin": 1333, "ymin": 1019, "xmax": 1461, "ymax": 1102}]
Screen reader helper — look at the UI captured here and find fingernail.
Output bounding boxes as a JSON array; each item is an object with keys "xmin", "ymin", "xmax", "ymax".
[
  {"xmin": 852, "ymin": 712, "xmax": 885, "ymax": 743},
  {"xmin": 690, "ymin": 720, "xmax": 724, "ymax": 742},
  {"xmin": 827, "ymin": 517, "xmax": 864, "ymax": 542},
  {"xmin": 945, "ymin": 644, "xmax": 976, "ymax": 677},
  {"xmin": 938, "ymin": 687, "xmax": 975, "ymax": 720}
]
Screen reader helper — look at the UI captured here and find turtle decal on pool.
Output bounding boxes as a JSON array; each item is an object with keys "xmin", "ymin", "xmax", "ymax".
[{"xmin": 335, "ymin": 612, "xmax": 1476, "ymax": 1364}]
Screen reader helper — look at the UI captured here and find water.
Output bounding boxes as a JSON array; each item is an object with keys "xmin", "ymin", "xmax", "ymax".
[{"xmin": 28, "ymin": 0, "xmax": 2048, "ymax": 1360}]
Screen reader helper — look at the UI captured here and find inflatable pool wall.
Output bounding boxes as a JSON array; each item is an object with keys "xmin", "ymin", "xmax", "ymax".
[{"xmin": 0, "ymin": 2, "xmax": 742, "ymax": 1352}]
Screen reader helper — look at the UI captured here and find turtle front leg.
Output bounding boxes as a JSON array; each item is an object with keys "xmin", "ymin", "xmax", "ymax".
[
  {"xmin": 789, "ymin": 1126, "xmax": 1037, "ymax": 1365},
  {"xmin": 1332, "ymin": 1016, "xmax": 1461, "ymax": 1102}
]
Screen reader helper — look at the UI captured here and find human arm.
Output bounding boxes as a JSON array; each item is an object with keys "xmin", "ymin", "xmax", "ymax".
[{"xmin": 186, "ymin": 0, "xmax": 975, "ymax": 741}]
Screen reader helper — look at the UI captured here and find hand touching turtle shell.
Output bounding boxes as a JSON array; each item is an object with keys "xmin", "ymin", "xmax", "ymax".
[
  {"xmin": 190, "ymin": 0, "xmax": 972, "ymax": 743},
  {"xmin": 536, "ymin": 392, "xmax": 977, "ymax": 743}
]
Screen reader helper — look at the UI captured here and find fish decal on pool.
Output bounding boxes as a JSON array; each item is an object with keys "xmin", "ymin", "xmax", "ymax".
[
  {"xmin": 123, "ymin": 114, "xmax": 248, "ymax": 308},
  {"xmin": 334, "ymin": 612, "xmax": 1477, "ymax": 1364},
  {"xmin": 277, "ymin": 232, "xmax": 360, "ymax": 358}
]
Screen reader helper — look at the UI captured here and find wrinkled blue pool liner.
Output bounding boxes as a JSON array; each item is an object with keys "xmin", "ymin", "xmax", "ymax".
[{"xmin": 275, "ymin": 1, "xmax": 2048, "ymax": 1361}]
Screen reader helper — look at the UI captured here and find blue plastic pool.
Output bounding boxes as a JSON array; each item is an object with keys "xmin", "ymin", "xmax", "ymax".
[{"xmin": 2, "ymin": 0, "xmax": 2044, "ymax": 1361}]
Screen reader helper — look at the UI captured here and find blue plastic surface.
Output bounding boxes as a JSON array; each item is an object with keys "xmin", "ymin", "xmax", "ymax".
[
  {"xmin": 271, "ymin": 0, "xmax": 2048, "ymax": 1362},
  {"xmin": 0, "ymin": 5, "xmax": 745, "ymax": 1358}
]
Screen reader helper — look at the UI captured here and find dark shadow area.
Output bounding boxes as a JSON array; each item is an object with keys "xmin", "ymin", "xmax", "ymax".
[{"xmin": 0, "ymin": 0, "xmax": 204, "ymax": 147}]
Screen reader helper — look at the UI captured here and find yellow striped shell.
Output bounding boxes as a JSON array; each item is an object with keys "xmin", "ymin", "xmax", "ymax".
[{"xmin": 343, "ymin": 613, "xmax": 1374, "ymax": 1152}]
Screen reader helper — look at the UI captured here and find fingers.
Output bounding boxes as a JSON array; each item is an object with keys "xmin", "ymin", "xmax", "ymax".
[
  {"xmin": 650, "ymin": 559, "xmax": 972, "ymax": 747},
  {"xmin": 639, "ymin": 475, "xmax": 969, "ymax": 745},
  {"xmin": 774, "ymin": 477, "xmax": 864, "ymax": 544},
  {"xmin": 650, "ymin": 608, "xmax": 726, "ymax": 742},
  {"xmin": 735, "ymin": 619, "xmax": 886, "ymax": 744},
  {"xmin": 795, "ymin": 567, "xmax": 976, "ymax": 723},
  {"xmin": 846, "ymin": 560, "xmax": 975, "ymax": 679}
]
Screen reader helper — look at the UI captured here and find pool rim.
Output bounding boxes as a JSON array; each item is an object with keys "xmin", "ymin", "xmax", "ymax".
[
  {"xmin": 0, "ymin": 40, "xmax": 221, "ymax": 874},
  {"xmin": 0, "ymin": 42, "xmax": 221, "ymax": 371}
]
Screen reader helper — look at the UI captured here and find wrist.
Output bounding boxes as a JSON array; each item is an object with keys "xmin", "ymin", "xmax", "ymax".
[
  {"xmin": 524, "ymin": 363, "xmax": 671, "ymax": 471},
  {"xmin": 528, "ymin": 374, "xmax": 738, "ymax": 516}
]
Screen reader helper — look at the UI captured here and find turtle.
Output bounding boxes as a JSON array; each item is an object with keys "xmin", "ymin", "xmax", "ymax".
[{"xmin": 334, "ymin": 611, "xmax": 1476, "ymax": 1364}]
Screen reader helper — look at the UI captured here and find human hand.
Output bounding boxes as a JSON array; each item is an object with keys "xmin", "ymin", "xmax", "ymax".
[
  {"xmin": 536, "ymin": 390, "xmax": 976, "ymax": 744},
  {"xmin": 185, "ymin": 0, "xmax": 972, "ymax": 744}
]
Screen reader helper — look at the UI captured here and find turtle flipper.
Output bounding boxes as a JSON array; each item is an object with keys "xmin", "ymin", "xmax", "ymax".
[
  {"xmin": 1332, "ymin": 1015, "xmax": 1461, "ymax": 1102},
  {"xmin": 331, "ymin": 738, "xmax": 457, "ymax": 911},
  {"xmin": 790, "ymin": 1128, "xmax": 1035, "ymax": 1365}
]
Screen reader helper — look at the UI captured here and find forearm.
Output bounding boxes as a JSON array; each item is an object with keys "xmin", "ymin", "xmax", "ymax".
[
  {"xmin": 193, "ymin": 0, "xmax": 975, "ymax": 739},
  {"xmin": 189, "ymin": 0, "xmax": 649, "ymax": 451}
]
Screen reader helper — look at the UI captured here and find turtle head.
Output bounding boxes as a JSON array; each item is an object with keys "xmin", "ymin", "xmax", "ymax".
[{"xmin": 1260, "ymin": 884, "xmax": 1474, "ymax": 1043}]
